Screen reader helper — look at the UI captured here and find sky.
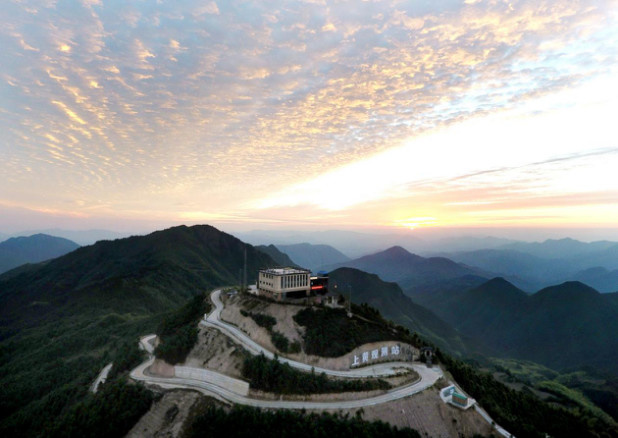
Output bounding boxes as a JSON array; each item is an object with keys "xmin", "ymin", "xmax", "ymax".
[{"xmin": 1, "ymin": 0, "xmax": 618, "ymax": 238}]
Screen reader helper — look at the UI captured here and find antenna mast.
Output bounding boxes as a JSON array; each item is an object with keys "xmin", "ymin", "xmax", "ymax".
[{"xmin": 243, "ymin": 246, "xmax": 247, "ymax": 292}]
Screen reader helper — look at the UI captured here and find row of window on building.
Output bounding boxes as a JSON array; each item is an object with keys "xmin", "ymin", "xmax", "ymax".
[{"xmin": 257, "ymin": 267, "xmax": 328, "ymax": 300}]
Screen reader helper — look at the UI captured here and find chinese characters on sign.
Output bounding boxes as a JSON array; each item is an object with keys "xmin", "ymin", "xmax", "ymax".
[{"xmin": 351, "ymin": 344, "xmax": 401, "ymax": 367}]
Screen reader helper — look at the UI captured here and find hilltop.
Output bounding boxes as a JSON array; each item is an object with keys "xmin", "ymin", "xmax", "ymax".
[
  {"xmin": 138, "ymin": 288, "xmax": 494, "ymax": 438},
  {"xmin": 323, "ymin": 246, "xmax": 490, "ymax": 294},
  {"xmin": 0, "ymin": 233, "xmax": 79, "ymax": 274},
  {"xmin": 139, "ymin": 285, "xmax": 618, "ymax": 438},
  {"xmin": 0, "ymin": 224, "xmax": 279, "ymax": 437}
]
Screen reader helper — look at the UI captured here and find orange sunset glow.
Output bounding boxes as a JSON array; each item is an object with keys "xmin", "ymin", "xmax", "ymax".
[{"xmin": 1, "ymin": 0, "xmax": 617, "ymax": 238}]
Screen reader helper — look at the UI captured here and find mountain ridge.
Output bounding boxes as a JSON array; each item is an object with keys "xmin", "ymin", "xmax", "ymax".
[
  {"xmin": 328, "ymin": 267, "xmax": 471, "ymax": 356},
  {"xmin": 418, "ymin": 277, "xmax": 618, "ymax": 375},
  {"xmin": 255, "ymin": 244, "xmax": 299, "ymax": 267},
  {"xmin": 276, "ymin": 242, "xmax": 350, "ymax": 272},
  {"xmin": 0, "ymin": 224, "xmax": 281, "ymax": 436},
  {"xmin": 0, "ymin": 233, "xmax": 80, "ymax": 274},
  {"xmin": 323, "ymin": 245, "xmax": 491, "ymax": 294}
]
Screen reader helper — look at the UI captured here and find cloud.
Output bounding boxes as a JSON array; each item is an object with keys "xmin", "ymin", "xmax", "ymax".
[
  {"xmin": 1, "ymin": 0, "xmax": 617, "ymax": 228},
  {"xmin": 253, "ymin": 76, "xmax": 618, "ymax": 219},
  {"xmin": 194, "ymin": 2, "xmax": 220, "ymax": 16}
]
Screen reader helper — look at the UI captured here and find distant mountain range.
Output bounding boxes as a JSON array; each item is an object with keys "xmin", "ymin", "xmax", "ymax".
[
  {"xmin": 572, "ymin": 267, "xmax": 618, "ymax": 293},
  {"xmin": 411, "ymin": 277, "xmax": 618, "ymax": 376},
  {"xmin": 236, "ymin": 229, "xmax": 425, "ymax": 258},
  {"xmin": 322, "ymin": 245, "xmax": 492, "ymax": 294},
  {"xmin": 255, "ymin": 244, "xmax": 299, "ymax": 267},
  {"xmin": 237, "ymin": 229, "xmax": 521, "ymax": 258},
  {"xmin": 0, "ymin": 234, "xmax": 80, "ymax": 274},
  {"xmin": 437, "ymin": 238, "xmax": 618, "ymax": 292},
  {"xmin": 501, "ymin": 238, "xmax": 617, "ymax": 259},
  {"xmin": 5, "ymin": 228, "xmax": 132, "ymax": 245},
  {"xmin": 276, "ymin": 243, "xmax": 350, "ymax": 272},
  {"xmin": 323, "ymin": 242, "xmax": 618, "ymax": 375}
]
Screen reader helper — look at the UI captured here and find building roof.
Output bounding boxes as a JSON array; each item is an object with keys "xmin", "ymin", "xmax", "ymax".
[
  {"xmin": 452, "ymin": 392, "xmax": 468, "ymax": 401},
  {"xmin": 260, "ymin": 267, "xmax": 310, "ymax": 275}
]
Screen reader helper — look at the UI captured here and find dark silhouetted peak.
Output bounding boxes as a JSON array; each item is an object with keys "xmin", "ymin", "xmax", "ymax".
[
  {"xmin": 0, "ymin": 224, "xmax": 279, "ymax": 323},
  {"xmin": 374, "ymin": 246, "xmax": 421, "ymax": 259},
  {"xmin": 465, "ymin": 277, "xmax": 528, "ymax": 308},
  {"xmin": 383, "ymin": 245, "xmax": 412, "ymax": 256},
  {"xmin": 368, "ymin": 246, "xmax": 422, "ymax": 263},
  {"xmin": 478, "ymin": 277, "xmax": 525, "ymax": 293},
  {"xmin": 255, "ymin": 244, "xmax": 299, "ymax": 268},
  {"xmin": 0, "ymin": 233, "xmax": 80, "ymax": 274},
  {"xmin": 2, "ymin": 233, "xmax": 78, "ymax": 250},
  {"xmin": 533, "ymin": 281, "xmax": 600, "ymax": 302}
]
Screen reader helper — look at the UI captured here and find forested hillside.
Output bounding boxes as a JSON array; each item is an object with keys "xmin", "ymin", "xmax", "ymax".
[
  {"xmin": 0, "ymin": 225, "xmax": 277, "ymax": 436},
  {"xmin": 328, "ymin": 267, "xmax": 471, "ymax": 356},
  {"xmin": 417, "ymin": 278, "xmax": 618, "ymax": 376}
]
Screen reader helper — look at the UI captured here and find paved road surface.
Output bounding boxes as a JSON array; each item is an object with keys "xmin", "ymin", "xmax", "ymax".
[
  {"xmin": 203, "ymin": 289, "xmax": 425, "ymax": 378},
  {"xmin": 139, "ymin": 334, "xmax": 156, "ymax": 354},
  {"xmin": 130, "ymin": 355, "xmax": 441, "ymax": 409},
  {"xmin": 130, "ymin": 288, "xmax": 443, "ymax": 410},
  {"xmin": 91, "ymin": 362, "xmax": 113, "ymax": 393}
]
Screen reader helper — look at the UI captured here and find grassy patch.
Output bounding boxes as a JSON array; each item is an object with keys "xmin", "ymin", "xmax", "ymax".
[
  {"xmin": 491, "ymin": 357, "xmax": 559, "ymax": 385},
  {"xmin": 491, "ymin": 357, "xmax": 618, "ymax": 423},
  {"xmin": 270, "ymin": 331, "xmax": 301, "ymax": 354},
  {"xmin": 537, "ymin": 380, "xmax": 616, "ymax": 425}
]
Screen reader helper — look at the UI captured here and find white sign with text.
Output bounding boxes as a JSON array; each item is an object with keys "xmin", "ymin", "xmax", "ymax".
[{"xmin": 351, "ymin": 344, "xmax": 400, "ymax": 367}]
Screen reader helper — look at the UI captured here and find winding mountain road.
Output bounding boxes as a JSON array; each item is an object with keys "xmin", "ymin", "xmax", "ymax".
[
  {"xmin": 91, "ymin": 362, "xmax": 113, "ymax": 393},
  {"xmin": 202, "ymin": 289, "xmax": 433, "ymax": 378},
  {"xmin": 130, "ymin": 288, "xmax": 443, "ymax": 410}
]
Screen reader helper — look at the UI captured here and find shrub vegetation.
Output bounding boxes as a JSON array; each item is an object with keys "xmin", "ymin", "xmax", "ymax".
[
  {"xmin": 182, "ymin": 402, "xmax": 421, "ymax": 438},
  {"xmin": 155, "ymin": 293, "xmax": 210, "ymax": 364},
  {"xmin": 242, "ymin": 353, "xmax": 391, "ymax": 394},
  {"xmin": 293, "ymin": 305, "xmax": 414, "ymax": 357}
]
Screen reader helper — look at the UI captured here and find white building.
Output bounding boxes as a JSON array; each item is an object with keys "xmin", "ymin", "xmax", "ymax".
[{"xmin": 258, "ymin": 267, "xmax": 311, "ymax": 300}]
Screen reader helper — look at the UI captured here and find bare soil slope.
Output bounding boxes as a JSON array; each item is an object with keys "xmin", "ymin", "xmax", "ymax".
[
  {"xmin": 183, "ymin": 326, "xmax": 246, "ymax": 378},
  {"xmin": 125, "ymin": 390, "xmax": 200, "ymax": 438},
  {"xmin": 343, "ymin": 386, "xmax": 494, "ymax": 438}
]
